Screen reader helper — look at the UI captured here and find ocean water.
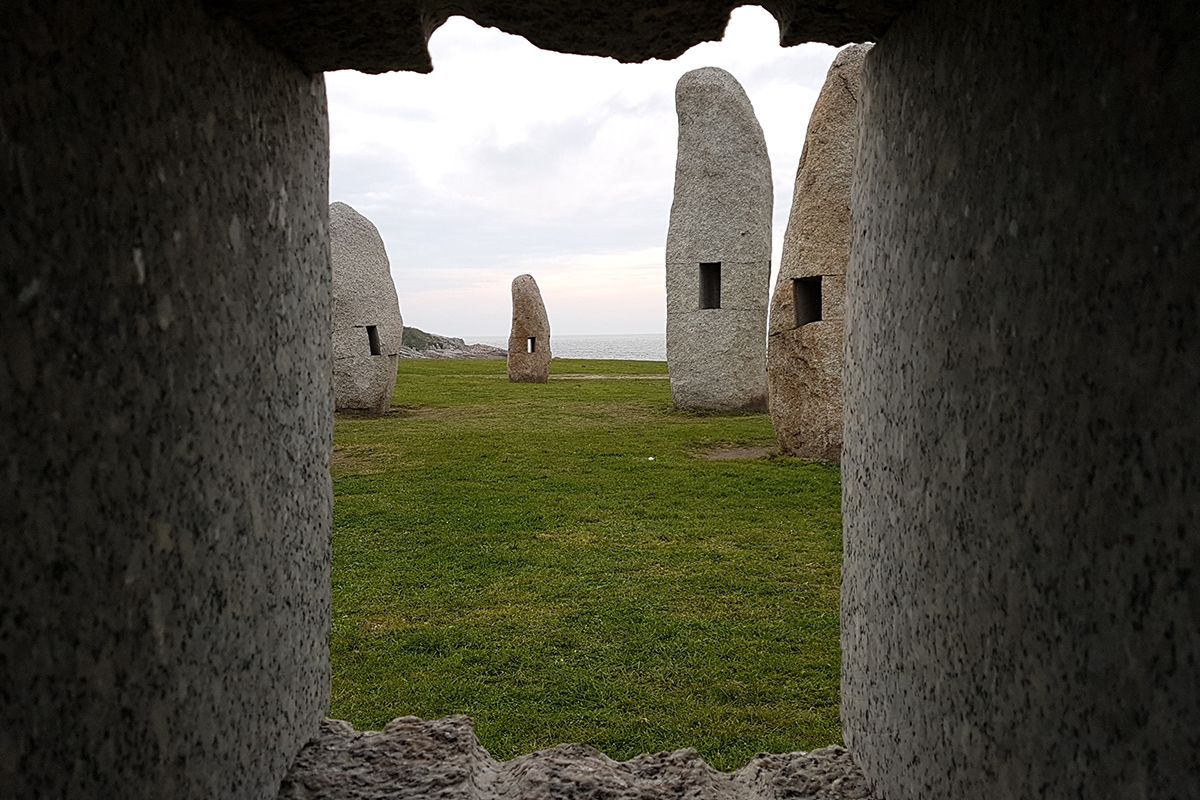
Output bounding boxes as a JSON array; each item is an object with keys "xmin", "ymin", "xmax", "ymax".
[{"xmin": 470, "ymin": 333, "xmax": 666, "ymax": 361}]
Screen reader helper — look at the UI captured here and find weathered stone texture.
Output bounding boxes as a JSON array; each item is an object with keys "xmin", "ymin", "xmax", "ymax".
[
  {"xmin": 206, "ymin": 0, "xmax": 915, "ymax": 74},
  {"xmin": 842, "ymin": 1, "xmax": 1200, "ymax": 798},
  {"xmin": 279, "ymin": 716, "xmax": 872, "ymax": 800},
  {"xmin": 767, "ymin": 44, "xmax": 870, "ymax": 462},
  {"xmin": 507, "ymin": 274, "xmax": 552, "ymax": 383},
  {"xmin": 666, "ymin": 67, "xmax": 771, "ymax": 412},
  {"xmin": 0, "ymin": 1, "xmax": 331, "ymax": 797},
  {"xmin": 330, "ymin": 201, "xmax": 403, "ymax": 414}
]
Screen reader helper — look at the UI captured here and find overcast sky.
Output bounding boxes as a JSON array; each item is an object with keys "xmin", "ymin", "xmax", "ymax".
[{"xmin": 327, "ymin": 6, "xmax": 842, "ymax": 337}]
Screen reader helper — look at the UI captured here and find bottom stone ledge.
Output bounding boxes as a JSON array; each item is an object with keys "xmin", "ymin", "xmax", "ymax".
[{"xmin": 279, "ymin": 716, "xmax": 872, "ymax": 799}]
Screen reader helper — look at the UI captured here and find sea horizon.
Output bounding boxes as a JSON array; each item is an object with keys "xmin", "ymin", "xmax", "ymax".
[{"xmin": 466, "ymin": 332, "xmax": 666, "ymax": 361}]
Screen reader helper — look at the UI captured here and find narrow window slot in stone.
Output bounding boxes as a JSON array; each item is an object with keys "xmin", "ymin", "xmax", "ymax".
[
  {"xmin": 699, "ymin": 262, "xmax": 721, "ymax": 309},
  {"xmin": 793, "ymin": 277, "xmax": 822, "ymax": 327},
  {"xmin": 527, "ymin": 337, "xmax": 536, "ymax": 353},
  {"xmin": 367, "ymin": 325, "xmax": 382, "ymax": 355}
]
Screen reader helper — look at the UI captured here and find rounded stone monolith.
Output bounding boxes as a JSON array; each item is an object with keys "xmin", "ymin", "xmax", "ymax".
[
  {"xmin": 330, "ymin": 201, "xmax": 403, "ymax": 414},
  {"xmin": 666, "ymin": 67, "xmax": 772, "ymax": 411},
  {"xmin": 507, "ymin": 274, "xmax": 551, "ymax": 383},
  {"xmin": 767, "ymin": 44, "xmax": 871, "ymax": 462}
]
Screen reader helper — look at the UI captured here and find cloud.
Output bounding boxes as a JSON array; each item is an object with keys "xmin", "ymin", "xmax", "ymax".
[{"xmin": 327, "ymin": 6, "xmax": 843, "ymax": 335}]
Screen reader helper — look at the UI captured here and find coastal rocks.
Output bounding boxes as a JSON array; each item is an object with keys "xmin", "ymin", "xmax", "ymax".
[
  {"xmin": 666, "ymin": 67, "xmax": 772, "ymax": 412},
  {"xmin": 330, "ymin": 201, "xmax": 403, "ymax": 413},
  {"xmin": 278, "ymin": 716, "xmax": 874, "ymax": 800},
  {"xmin": 508, "ymin": 274, "xmax": 552, "ymax": 383},
  {"xmin": 399, "ymin": 326, "xmax": 507, "ymax": 359},
  {"xmin": 767, "ymin": 44, "xmax": 871, "ymax": 462}
]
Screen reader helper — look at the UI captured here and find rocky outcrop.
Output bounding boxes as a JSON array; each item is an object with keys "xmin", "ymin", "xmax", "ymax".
[
  {"xmin": 508, "ymin": 274, "xmax": 552, "ymax": 383},
  {"xmin": 399, "ymin": 327, "xmax": 507, "ymax": 359},
  {"xmin": 330, "ymin": 202, "xmax": 403, "ymax": 414},
  {"xmin": 666, "ymin": 67, "xmax": 771, "ymax": 412},
  {"xmin": 766, "ymin": 44, "xmax": 871, "ymax": 462},
  {"xmin": 278, "ymin": 716, "xmax": 873, "ymax": 800}
]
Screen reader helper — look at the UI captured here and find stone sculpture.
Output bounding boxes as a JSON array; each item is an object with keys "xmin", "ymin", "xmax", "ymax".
[
  {"xmin": 766, "ymin": 44, "xmax": 871, "ymax": 462},
  {"xmin": 330, "ymin": 201, "xmax": 403, "ymax": 414},
  {"xmin": 665, "ymin": 67, "xmax": 772, "ymax": 411},
  {"xmin": 507, "ymin": 274, "xmax": 551, "ymax": 383},
  {"xmin": 9, "ymin": 2, "xmax": 1199, "ymax": 799}
]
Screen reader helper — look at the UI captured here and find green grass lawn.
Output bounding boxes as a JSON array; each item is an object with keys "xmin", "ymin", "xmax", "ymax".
[{"xmin": 331, "ymin": 357, "xmax": 843, "ymax": 769}]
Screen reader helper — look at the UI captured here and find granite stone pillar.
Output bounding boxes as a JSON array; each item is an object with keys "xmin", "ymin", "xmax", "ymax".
[
  {"xmin": 507, "ymin": 274, "xmax": 552, "ymax": 383},
  {"xmin": 767, "ymin": 44, "xmax": 870, "ymax": 462},
  {"xmin": 330, "ymin": 201, "xmax": 404, "ymax": 414},
  {"xmin": 842, "ymin": 1, "xmax": 1200, "ymax": 797},
  {"xmin": 665, "ymin": 67, "xmax": 772, "ymax": 412},
  {"xmin": 0, "ymin": 1, "xmax": 332, "ymax": 796}
]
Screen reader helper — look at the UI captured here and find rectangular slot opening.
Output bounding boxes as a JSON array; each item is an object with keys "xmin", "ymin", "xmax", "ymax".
[
  {"xmin": 793, "ymin": 277, "xmax": 822, "ymax": 327},
  {"xmin": 527, "ymin": 337, "xmax": 536, "ymax": 354},
  {"xmin": 366, "ymin": 325, "xmax": 382, "ymax": 356},
  {"xmin": 699, "ymin": 262, "xmax": 721, "ymax": 309}
]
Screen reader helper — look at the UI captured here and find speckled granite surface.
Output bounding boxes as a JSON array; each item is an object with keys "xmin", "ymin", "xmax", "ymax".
[
  {"xmin": 666, "ymin": 67, "xmax": 771, "ymax": 412},
  {"xmin": 330, "ymin": 201, "xmax": 403, "ymax": 413},
  {"xmin": 279, "ymin": 717, "xmax": 874, "ymax": 800},
  {"xmin": 842, "ymin": 0, "xmax": 1200, "ymax": 797},
  {"xmin": 767, "ymin": 44, "xmax": 870, "ymax": 463},
  {"xmin": 1, "ymin": 0, "xmax": 331, "ymax": 796}
]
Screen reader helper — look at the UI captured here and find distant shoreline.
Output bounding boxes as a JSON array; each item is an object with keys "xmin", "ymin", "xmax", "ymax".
[{"xmin": 466, "ymin": 333, "xmax": 667, "ymax": 362}]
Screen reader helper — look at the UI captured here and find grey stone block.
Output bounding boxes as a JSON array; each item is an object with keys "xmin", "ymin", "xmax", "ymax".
[
  {"xmin": 842, "ymin": 1, "xmax": 1200, "ymax": 797},
  {"xmin": 0, "ymin": 1, "xmax": 331, "ymax": 796},
  {"xmin": 666, "ymin": 67, "xmax": 771, "ymax": 412},
  {"xmin": 508, "ymin": 274, "xmax": 552, "ymax": 383},
  {"xmin": 767, "ymin": 44, "xmax": 870, "ymax": 462},
  {"xmin": 330, "ymin": 201, "xmax": 403, "ymax": 414}
]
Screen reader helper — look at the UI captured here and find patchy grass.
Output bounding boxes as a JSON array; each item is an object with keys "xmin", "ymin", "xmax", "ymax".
[{"xmin": 331, "ymin": 358, "xmax": 842, "ymax": 770}]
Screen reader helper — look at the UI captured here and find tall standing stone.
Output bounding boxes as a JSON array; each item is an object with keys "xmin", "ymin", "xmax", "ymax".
[
  {"xmin": 666, "ymin": 67, "xmax": 772, "ymax": 411},
  {"xmin": 767, "ymin": 44, "xmax": 871, "ymax": 462},
  {"xmin": 507, "ymin": 274, "xmax": 551, "ymax": 383},
  {"xmin": 330, "ymin": 202, "xmax": 403, "ymax": 414}
]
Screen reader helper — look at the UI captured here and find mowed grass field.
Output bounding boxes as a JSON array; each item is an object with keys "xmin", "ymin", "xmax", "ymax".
[{"xmin": 330, "ymin": 358, "xmax": 842, "ymax": 770}]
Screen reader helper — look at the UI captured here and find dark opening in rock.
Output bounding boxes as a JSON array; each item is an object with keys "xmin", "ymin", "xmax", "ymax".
[
  {"xmin": 793, "ymin": 277, "xmax": 822, "ymax": 327},
  {"xmin": 527, "ymin": 337, "xmax": 536, "ymax": 353},
  {"xmin": 700, "ymin": 262, "xmax": 721, "ymax": 309},
  {"xmin": 367, "ymin": 325, "xmax": 382, "ymax": 355}
]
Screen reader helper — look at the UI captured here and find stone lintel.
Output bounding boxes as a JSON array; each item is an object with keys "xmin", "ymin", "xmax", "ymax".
[{"xmin": 204, "ymin": 0, "xmax": 913, "ymax": 74}]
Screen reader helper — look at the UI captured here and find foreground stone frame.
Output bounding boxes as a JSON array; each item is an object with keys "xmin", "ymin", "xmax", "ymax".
[
  {"xmin": 279, "ymin": 717, "xmax": 872, "ymax": 799},
  {"xmin": 3, "ymin": 2, "xmax": 332, "ymax": 796},
  {"xmin": 841, "ymin": 2, "xmax": 1200, "ymax": 796},
  {"xmin": 4, "ymin": 1, "xmax": 1197, "ymax": 798}
]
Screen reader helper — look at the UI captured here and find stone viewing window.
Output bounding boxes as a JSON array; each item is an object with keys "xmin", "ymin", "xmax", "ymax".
[
  {"xmin": 793, "ymin": 277, "xmax": 822, "ymax": 327},
  {"xmin": 367, "ymin": 325, "xmax": 382, "ymax": 356},
  {"xmin": 527, "ymin": 337, "xmax": 537, "ymax": 353},
  {"xmin": 699, "ymin": 262, "xmax": 721, "ymax": 309}
]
